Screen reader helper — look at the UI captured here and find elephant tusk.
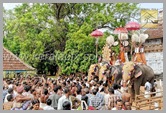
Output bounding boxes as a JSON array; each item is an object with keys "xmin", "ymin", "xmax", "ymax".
[{"xmin": 127, "ymin": 80, "xmax": 130, "ymax": 85}]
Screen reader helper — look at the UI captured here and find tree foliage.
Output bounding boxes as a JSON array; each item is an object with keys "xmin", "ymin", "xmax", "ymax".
[{"xmin": 3, "ymin": 3, "xmax": 139, "ymax": 75}]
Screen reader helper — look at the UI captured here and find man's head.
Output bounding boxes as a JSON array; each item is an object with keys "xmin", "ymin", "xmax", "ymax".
[
  {"xmin": 24, "ymin": 85, "xmax": 31, "ymax": 92},
  {"xmin": 46, "ymin": 99, "xmax": 52, "ymax": 106},
  {"xmin": 108, "ymin": 87, "xmax": 114, "ymax": 94},
  {"xmin": 92, "ymin": 88, "xmax": 98, "ymax": 95},
  {"xmin": 53, "ymin": 86, "xmax": 59, "ymax": 93},
  {"xmin": 115, "ymin": 99, "xmax": 123, "ymax": 110},
  {"xmin": 81, "ymin": 88, "xmax": 86, "ymax": 96},
  {"xmin": 43, "ymin": 89, "xmax": 48, "ymax": 95},
  {"xmin": 7, "ymin": 94, "xmax": 13, "ymax": 102},
  {"xmin": 124, "ymin": 101, "xmax": 132, "ymax": 110},
  {"xmin": 8, "ymin": 88, "xmax": 13, "ymax": 94},
  {"xmin": 84, "ymin": 88, "xmax": 89, "ymax": 94},
  {"xmin": 63, "ymin": 87, "xmax": 71, "ymax": 95},
  {"xmin": 113, "ymin": 83, "xmax": 121, "ymax": 90},
  {"xmin": 62, "ymin": 101, "xmax": 71, "ymax": 110}
]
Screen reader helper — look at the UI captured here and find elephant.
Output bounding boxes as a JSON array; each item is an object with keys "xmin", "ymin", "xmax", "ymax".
[
  {"xmin": 88, "ymin": 62, "xmax": 109, "ymax": 82},
  {"xmin": 108, "ymin": 64, "xmax": 123, "ymax": 85},
  {"xmin": 121, "ymin": 61, "xmax": 155, "ymax": 99},
  {"xmin": 100, "ymin": 64, "xmax": 124, "ymax": 87}
]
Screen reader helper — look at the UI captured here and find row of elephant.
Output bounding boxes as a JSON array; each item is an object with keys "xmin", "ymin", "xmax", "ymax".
[{"xmin": 88, "ymin": 61, "xmax": 155, "ymax": 98}]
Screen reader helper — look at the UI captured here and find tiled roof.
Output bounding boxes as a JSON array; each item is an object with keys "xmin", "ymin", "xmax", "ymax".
[
  {"xmin": 3, "ymin": 47, "xmax": 35, "ymax": 71},
  {"xmin": 144, "ymin": 26, "xmax": 163, "ymax": 39}
]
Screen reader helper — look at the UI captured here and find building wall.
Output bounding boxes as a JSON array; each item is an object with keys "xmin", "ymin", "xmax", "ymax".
[{"xmin": 145, "ymin": 52, "xmax": 163, "ymax": 75}]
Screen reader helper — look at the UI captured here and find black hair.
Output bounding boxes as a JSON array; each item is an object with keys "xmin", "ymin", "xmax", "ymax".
[
  {"xmin": 98, "ymin": 80, "xmax": 103, "ymax": 85},
  {"xmin": 57, "ymin": 85, "xmax": 62, "ymax": 90},
  {"xmin": 113, "ymin": 83, "xmax": 120, "ymax": 90},
  {"xmin": 73, "ymin": 82, "xmax": 77, "ymax": 85},
  {"xmin": 115, "ymin": 99, "xmax": 123, "ymax": 104},
  {"xmin": 8, "ymin": 88, "xmax": 13, "ymax": 94},
  {"xmin": 92, "ymin": 88, "xmax": 98, "ymax": 95},
  {"xmin": 91, "ymin": 72, "xmax": 95, "ymax": 76},
  {"xmin": 85, "ymin": 88, "xmax": 89, "ymax": 94},
  {"xmin": 82, "ymin": 83, "xmax": 86, "ymax": 87},
  {"xmin": 46, "ymin": 99, "xmax": 52, "ymax": 106},
  {"xmin": 44, "ymin": 83, "xmax": 49, "ymax": 88},
  {"xmin": 81, "ymin": 95, "xmax": 88, "ymax": 104},
  {"xmin": 108, "ymin": 87, "xmax": 114, "ymax": 94},
  {"xmin": 30, "ymin": 89, "xmax": 35, "ymax": 94},
  {"xmin": 23, "ymin": 81, "xmax": 27, "ymax": 85},
  {"xmin": 7, "ymin": 94, "xmax": 13, "ymax": 101},
  {"xmin": 31, "ymin": 99, "xmax": 40, "ymax": 105},
  {"xmin": 62, "ymin": 101, "xmax": 71, "ymax": 110},
  {"xmin": 53, "ymin": 86, "xmax": 59, "ymax": 93},
  {"xmin": 43, "ymin": 89, "xmax": 48, "ymax": 95},
  {"xmin": 77, "ymin": 88, "xmax": 82, "ymax": 95},
  {"xmin": 67, "ymin": 80, "xmax": 70, "ymax": 84},
  {"xmin": 62, "ymin": 82, "xmax": 66, "ymax": 86},
  {"xmin": 100, "ymin": 87, "xmax": 104, "ymax": 92},
  {"xmin": 15, "ymin": 82, "xmax": 19, "ymax": 86},
  {"xmin": 63, "ymin": 87, "xmax": 70, "ymax": 94},
  {"xmin": 24, "ymin": 85, "xmax": 31, "ymax": 92},
  {"xmin": 103, "ymin": 82, "xmax": 108, "ymax": 87}
]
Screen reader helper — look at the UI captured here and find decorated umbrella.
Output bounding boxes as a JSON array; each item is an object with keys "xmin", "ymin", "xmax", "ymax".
[
  {"xmin": 125, "ymin": 21, "xmax": 140, "ymax": 31},
  {"xmin": 125, "ymin": 21, "xmax": 141, "ymax": 60},
  {"xmin": 114, "ymin": 27, "xmax": 128, "ymax": 40},
  {"xmin": 113, "ymin": 27, "xmax": 128, "ymax": 47},
  {"xmin": 113, "ymin": 27, "xmax": 128, "ymax": 63},
  {"xmin": 90, "ymin": 29, "xmax": 103, "ymax": 61},
  {"xmin": 113, "ymin": 27, "xmax": 128, "ymax": 34}
]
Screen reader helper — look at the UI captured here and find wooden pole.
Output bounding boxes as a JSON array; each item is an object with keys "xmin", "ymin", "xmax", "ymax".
[{"xmin": 96, "ymin": 38, "xmax": 99, "ymax": 63}]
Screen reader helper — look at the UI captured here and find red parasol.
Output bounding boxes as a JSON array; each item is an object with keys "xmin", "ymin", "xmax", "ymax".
[
  {"xmin": 90, "ymin": 29, "xmax": 103, "ymax": 37},
  {"xmin": 90, "ymin": 29, "xmax": 103, "ymax": 62},
  {"xmin": 113, "ymin": 27, "xmax": 128, "ymax": 34},
  {"xmin": 125, "ymin": 21, "xmax": 140, "ymax": 31}
]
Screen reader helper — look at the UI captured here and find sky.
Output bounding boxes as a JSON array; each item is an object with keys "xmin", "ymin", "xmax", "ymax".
[{"xmin": 3, "ymin": 3, "xmax": 163, "ymax": 10}]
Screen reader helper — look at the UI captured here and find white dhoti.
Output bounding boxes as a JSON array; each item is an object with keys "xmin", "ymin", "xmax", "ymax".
[{"xmin": 144, "ymin": 91, "xmax": 150, "ymax": 98}]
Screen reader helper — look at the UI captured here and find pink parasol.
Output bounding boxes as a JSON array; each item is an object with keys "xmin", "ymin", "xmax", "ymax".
[
  {"xmin": 90, "ymin": 29, "xmax": 103, "ymax": 37},
  {"xmin": 113, "ymin": 27, "xmax": 128, "ymax": 34},
  {"xmin": 125, "ymin": 21, "xmax": 140, "ymax": 31},
  {"xmin": 90, "ymin": 29, "xmax": 103, "ymax": 62}
]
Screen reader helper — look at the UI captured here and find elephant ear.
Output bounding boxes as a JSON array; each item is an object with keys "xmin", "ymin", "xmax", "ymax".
[{"xmin": 135, "ymin": 70, "xmax": 142, "ymax": 78}]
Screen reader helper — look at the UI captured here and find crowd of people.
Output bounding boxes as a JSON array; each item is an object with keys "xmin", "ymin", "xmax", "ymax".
[{"xmin": 3, "ymin": 74, "xmax": 133, "ymax": 110}]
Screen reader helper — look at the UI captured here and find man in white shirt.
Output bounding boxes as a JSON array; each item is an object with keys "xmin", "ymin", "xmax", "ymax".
[
  {"xmin": 144, "ymin": 79, "xmax": 152, "ymax": 98},
  {"xmin": 145, "ymin": 79, "xmax": 152, "ymax": 92},
  {"xmin": 57, "ymin": 87, "xmax": 72, "ymax": 110},
  {"xmin": 4, "ymin": 88, "xmax": 13, "ymax": 103},
  {"xmin": 43, "ymin": 99, "xmax": 54, "ymax": 110}
]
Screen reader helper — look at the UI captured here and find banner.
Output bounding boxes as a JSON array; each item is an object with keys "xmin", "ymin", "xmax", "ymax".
[{"xmin": 141, "ymin": 9, "xmax": 158, "ymax": 28}]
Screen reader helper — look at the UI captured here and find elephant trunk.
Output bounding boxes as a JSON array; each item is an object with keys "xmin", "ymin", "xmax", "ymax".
[
  {"xmin": 123, "ymin": 82, "xmax": 127, "ymax": 87},
  {"xmin": 122, "ymin": 80, "xmax": 130, "ymax": 88}
]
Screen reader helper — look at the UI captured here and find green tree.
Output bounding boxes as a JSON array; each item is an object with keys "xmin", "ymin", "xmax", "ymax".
[
  {"xmin": 3, "ymin": 3, "xmax": 139, "ymax": 75},
  {"xmin": 55, "ymin": 3, "xmax": 139, "ymax": 75}
]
